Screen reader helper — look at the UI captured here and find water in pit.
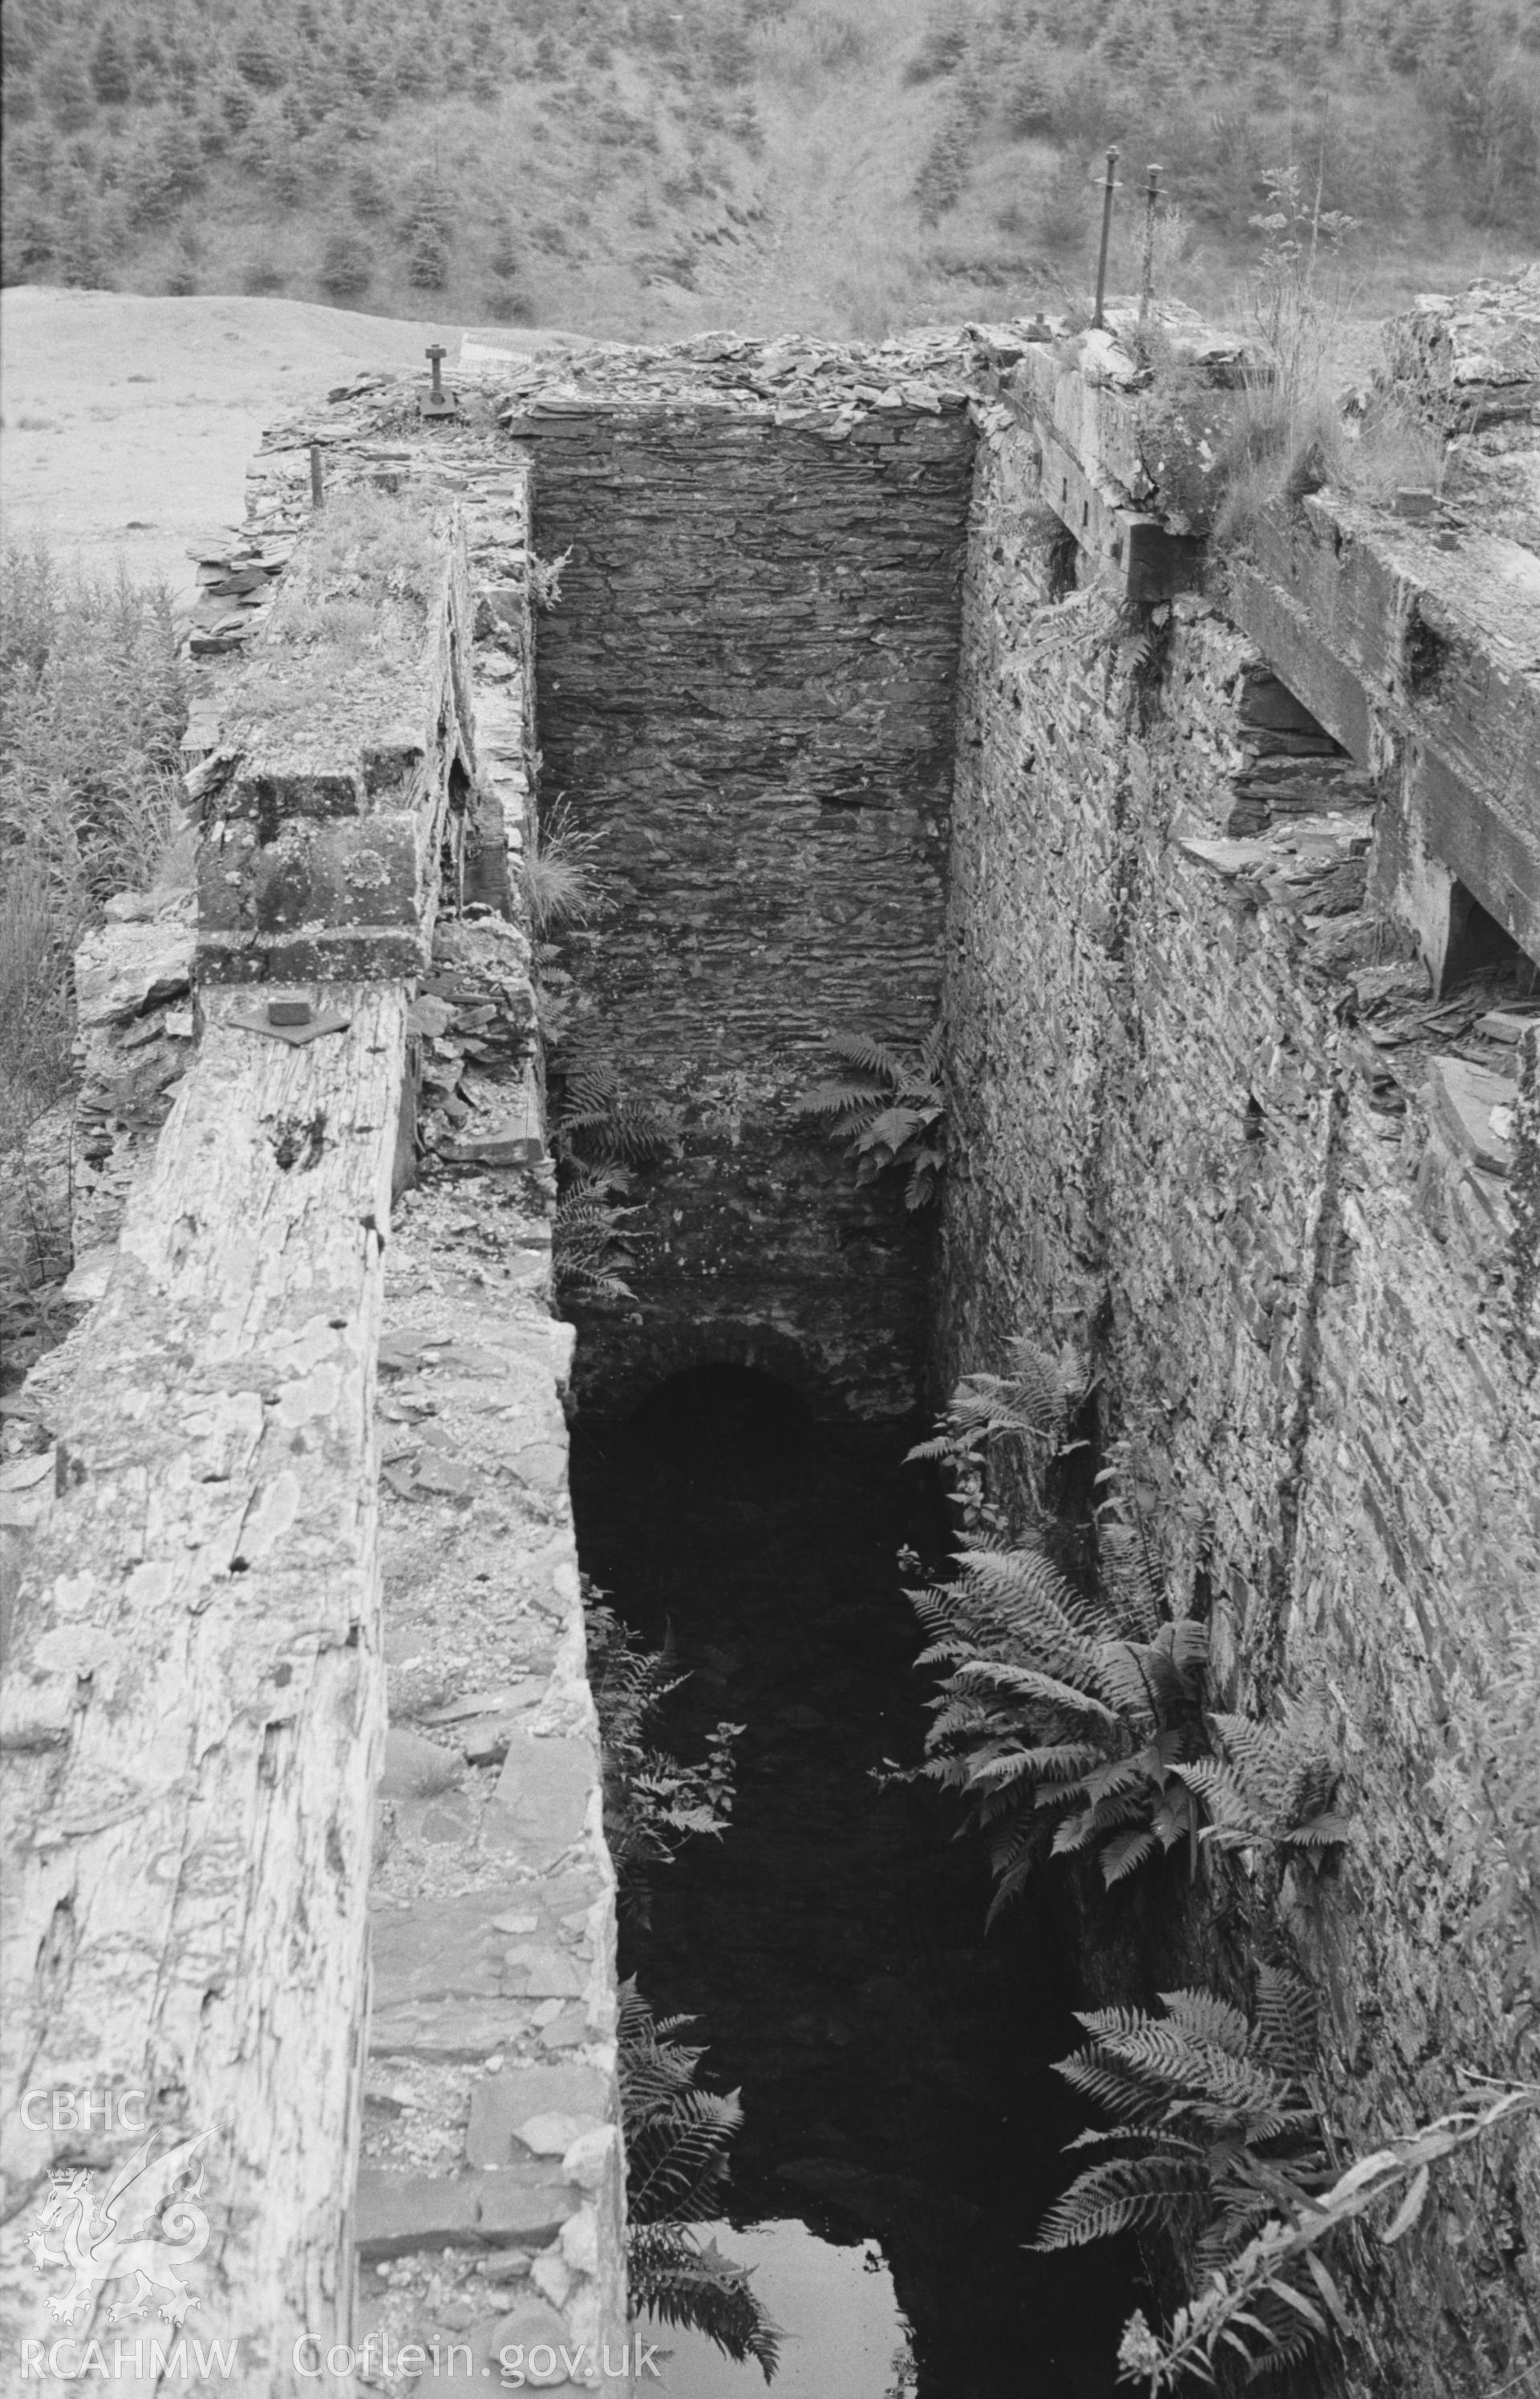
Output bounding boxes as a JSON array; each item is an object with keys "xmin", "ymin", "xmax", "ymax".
[{"xmin": 570, "ymin": 1365, "xmax": 1141, "ymax": 2398}]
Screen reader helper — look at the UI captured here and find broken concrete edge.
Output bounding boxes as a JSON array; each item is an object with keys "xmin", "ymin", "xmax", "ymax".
[{"xmin": 188, "ymin": 504, "xmax": 476, "ymax": 987}]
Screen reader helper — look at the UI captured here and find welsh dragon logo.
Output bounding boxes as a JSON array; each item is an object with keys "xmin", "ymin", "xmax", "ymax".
[{"xmin": 26, "ymin": 2128, "xmax": 213, "ymax": 2327}]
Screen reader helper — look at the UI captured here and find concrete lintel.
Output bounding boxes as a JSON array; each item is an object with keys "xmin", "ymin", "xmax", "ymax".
[
  {"xmin": 1228, "ymin": 554, "xmax": 1540, "ymax": 968},
  {"xmin": 1023, "ymin": 412, "xmax": 1205, "ymax": 605}
]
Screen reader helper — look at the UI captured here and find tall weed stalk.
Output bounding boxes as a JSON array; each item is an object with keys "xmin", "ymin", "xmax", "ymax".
[{"xmin": 0, "ymin": 543, "xmax": 186, "ymax": 1127}]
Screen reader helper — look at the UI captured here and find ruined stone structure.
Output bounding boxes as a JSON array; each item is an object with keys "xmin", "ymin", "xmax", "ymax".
[{"xmin": 2, "ymin": 274, "xmax": 1537, "ymax": 2397}]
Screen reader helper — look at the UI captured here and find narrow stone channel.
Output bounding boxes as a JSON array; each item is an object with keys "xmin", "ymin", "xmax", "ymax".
[{"xmin": 570, "ymin": 1366, "xmax": 1140, "ymax": 2399}]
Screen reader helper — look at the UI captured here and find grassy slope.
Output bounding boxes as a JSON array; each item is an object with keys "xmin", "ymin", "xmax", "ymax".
[{"xmin": 2, "ymin": 0, "xmax": 1537, "ymax": 344}]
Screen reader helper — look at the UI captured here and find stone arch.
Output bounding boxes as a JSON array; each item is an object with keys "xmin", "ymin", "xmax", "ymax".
[{"xmin": 569, "ymin": 1312, "xmax": 871, "ymax": 1422}]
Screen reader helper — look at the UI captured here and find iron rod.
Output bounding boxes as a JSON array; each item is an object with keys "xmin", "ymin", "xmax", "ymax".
[
  {"xmin": 1138, "ymin": 164, "xmax": 1162, "ymax": 332},
  {"xmin": 1092, "ymin": 144, "xmax": 1121, "ymax": 331}
]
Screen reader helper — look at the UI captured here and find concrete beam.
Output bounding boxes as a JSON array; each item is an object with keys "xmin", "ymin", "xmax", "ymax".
[
  {"xmin": 194, "ymin": 498, "xmax": 473, "ymax": 984},
  {"xmin": 0, "ymin": 988, "xmax": 404, "ymax": 2391}
]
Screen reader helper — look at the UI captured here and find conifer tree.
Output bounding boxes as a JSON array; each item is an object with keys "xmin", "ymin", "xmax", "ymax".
[{"xmin": 89, "ymin": 22, "xmax": 133, "ymax": 107}]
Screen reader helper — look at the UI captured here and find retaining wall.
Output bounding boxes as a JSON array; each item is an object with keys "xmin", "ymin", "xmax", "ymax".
[
  {"xmin": 941, "ymin": 370, "xmax": 1540, "ymax": 2394},
  {"xmin": 514, "ymin": 345, "xmax": 976, "ymax": 1418}
]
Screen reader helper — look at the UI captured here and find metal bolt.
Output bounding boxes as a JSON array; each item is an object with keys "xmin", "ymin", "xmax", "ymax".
[
  {"xmin": 420, "ymin": 343, "xmax": 460, "ymax": 420},
  {"xmin": 1092, "ymin": 145, "xmax": 1121, "ymax": 332},
  {"xmin": 310, "ymin": 441, "xmax": 325, "ymax": 509}
]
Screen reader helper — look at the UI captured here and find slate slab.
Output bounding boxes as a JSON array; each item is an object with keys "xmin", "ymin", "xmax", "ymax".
[
  {"xmin": 467, "ymin": 2064, "xmax": 608, "ymax": 2168},
  {"xmin": 371, "ymin": 1893, "xmax": 506, "ymax": 2009},
  {"xmin": 355, "ymin": 2167, "xmax": 582, "ymax": 2259},
  {"xmin": 1428, "ymin": 1054, "xmax": 1517, "ymax": 1175},
  {"xmin": 369, "ymin": 1999, "xmax": 521, "ymax": 2059},
  {"xmin": 484, "ymin": 1731, "xmax": 594, "ymax": 1869}
]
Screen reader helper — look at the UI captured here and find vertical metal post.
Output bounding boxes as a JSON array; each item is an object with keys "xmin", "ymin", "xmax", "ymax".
[
  {"xmin": 1092, "ymin": 144, "xmax": 1121, "ymax": 331},
  {"xmin": 310, "ymin": 441, "xmax": 324, "ymax": 509},
  {"xmin": 1138, "ymin": 164, "xmax": 1162, "ymax": 334}
]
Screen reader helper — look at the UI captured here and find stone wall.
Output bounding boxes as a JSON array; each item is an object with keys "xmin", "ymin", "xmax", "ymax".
[
  {"xmin": 941, "ymin": 400, "xmax": 1540, "ymax": 2395},
  {"xmin": 0, "ymin": 419, "xmax": 627, "ymax": 2395},
  {"xmin": 514, "ymin": 349, "xmax": 976, "ymax": 1418}
]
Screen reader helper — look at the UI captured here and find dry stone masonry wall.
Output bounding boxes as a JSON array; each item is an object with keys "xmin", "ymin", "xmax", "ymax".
[
  {"xmin": 943, "ymin": 287, "xmax": 1540, "ymax": 2396},
  {"xmin": 2, "ymin": 284, "xmax": 1538, "ymax": 2399},
  {"xmin": 507, "ymin": 338, "xmax": 978, "ymax": 1418}
]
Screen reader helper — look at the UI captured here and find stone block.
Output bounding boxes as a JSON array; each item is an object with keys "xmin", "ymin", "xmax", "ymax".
[
  {"xmin": 485, "ymin": 1731, "xmax": 595, "ymax": 1870},
  {"xmin": 467, "ymin": 2065, "xmax": 608, "ymax": 2168},
  {"xmin": 1426, "ymin": 1055, "xmax": 1517, "ymax": 1175},
  {"xmin": 74, "ymin": 919, "xmax": 195, "ymax": 1027},
  {"xmin": 353, "ymin": 2168, "xmax": 579, "ymax": 2259},
  {"xmin": 371, "ymin": 1894, "xmax": 501, "ymax": 2009},
  {"xmin": 354, "ymin": 2170, "xmax": 480, "ymax": 2259},
  {"xmin": 503, "ymin": 1943, "xmax": 586, "ymax": 2000},
  {"xmin": 369, "ymin": 1999, "xmax": 521, "ymax": 2059},
  {"xmin": 476, "ymin": 2170, "xmax": 584, "ymax": 2246},
  {"xmin": 380, "ymin": 1727, "xmax": 466, "ymax": 1800}
]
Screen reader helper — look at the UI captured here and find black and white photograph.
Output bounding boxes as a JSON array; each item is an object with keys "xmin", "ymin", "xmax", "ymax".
[{"xmin": 1, "ymin": 3, "xmax": 1538, "ymax": 2394}]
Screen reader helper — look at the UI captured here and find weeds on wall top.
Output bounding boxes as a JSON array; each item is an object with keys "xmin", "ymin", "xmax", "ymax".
[{"xmin": 1208, "ymin": 163, "xmax": 1446, "ymax": 551}]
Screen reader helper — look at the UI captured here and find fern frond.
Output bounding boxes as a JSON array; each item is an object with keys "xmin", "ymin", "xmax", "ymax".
[
  {"xmin": 1159, "ymin": 1989, "xmax": 1253, "ymax": 2060},
  {"xmin": 1251, "ymin": 1962, "xmax": 1318, "ymax": 2080},
  {"xmin": 1032, "ymin": 2154, "xmax": 1212, "ymax": 2249},
  {"xmin": 950, "ymin": 1658, "xmax": 1119, "ymax": 1723},
  {"xmin": 1100, "ymin": 1516, "xmax": 1167, "ymax": 1641},
  {"xmin": 1102, "ymin": 1827, "xmax": 1161, "ymax": 1884}
]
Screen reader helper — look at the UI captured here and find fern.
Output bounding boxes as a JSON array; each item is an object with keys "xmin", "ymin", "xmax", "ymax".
[
  {"xmin": 553, "ymin": 1164, "xmax": 641, "ymax": 1303},
  {"xmin": 907, "ymin": 1333, "xmax": 1091, "ymax": 1476},
  {"xmin": 908, "ymin": 1508, "xmax": 1212, "ymax": 1898},
  {"xmin": 1033, "ymin": 2153, "xmax": 1211, "ymax": 2248},
  {"xmin": 1114, "ymin": 2077, "xmax": 1540, "ymax": 2394},
  {"xmin": 794, "ymin": 1021, "xmax": 946, "ymax": 1208},
  {"xmin": 628, "ymin": 2225, "xmax": 781, "ymax": 2381},
  {"xmin": 1173, "ymin": 1698, "xmax": 1352, "ymax": 1860},
  {"xmin": 1039, "ymin": 1976, "xmax": 1368, "ymax": 2385},
  {"xmin": 618, "ymin": 1983, "xmax": 781, "ymax": 2382},
  {"xmin": 585, "ymin": 1593, "xmax": 741, "ymax": 1923},
  {"xmin": 550, "ymin": 1055, "xmax": 677, "ymax": 1170}
]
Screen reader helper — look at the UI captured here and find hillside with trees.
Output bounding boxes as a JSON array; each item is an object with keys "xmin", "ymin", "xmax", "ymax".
[{"xmin": 2, "ymin": 0, "xmax": 1538, "ymax": 340}]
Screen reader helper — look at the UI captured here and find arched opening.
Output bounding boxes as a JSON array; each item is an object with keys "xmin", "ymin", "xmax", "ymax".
[
  {"xmin": 623, "ymin": 1361, "xmax": 814, "ymax": 1474},
  {"xmin": 569, "ymin": 1364, "xmax": 1137, "ymax": 2394}
]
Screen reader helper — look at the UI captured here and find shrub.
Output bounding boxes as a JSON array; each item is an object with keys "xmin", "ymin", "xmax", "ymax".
[
  {"xmin": 42, "ymin": 58, "xmax": 94, "ymax": 133},
  {"xmin": 89, "ymin": 23, "xmax": 132, "ymax": 108},
  {"xmin": 1003, "ymin": 67, "xmax": 1057, "ymax": 137},
  {"xmin": 405, "ymin": 225, "xmax": 449, "ymax": 288},
  {"xmin": 0, "ymin": 545, "xmax": 185, "ymax": 1122},
  {"xmin": 318, "ymin": 227, "xmax": 374, "ymax": 301},
  {"xmin": 902, "ymin": 22, "xmax": 969, "ymax": 83},
  {"xmin": 123, "ymin": 118, "xmax": 205, "ymax": 228},
  {"xmin": 236, "ymin": 32, "xmax": 286, "ymax": 91},
  {"xmin": 348, "ymin": 159, "xmax": 391, "ymax": 219},
  {"xmin": 1039, "ymin": 149, "xmax": 1094, "ymax": 252}
]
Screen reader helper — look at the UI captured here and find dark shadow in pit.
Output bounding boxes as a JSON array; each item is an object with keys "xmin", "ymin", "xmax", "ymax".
[{"xmin": 571, "ymin": 1363, "xmax": 1141, "ymax": 2399}]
